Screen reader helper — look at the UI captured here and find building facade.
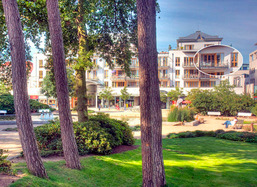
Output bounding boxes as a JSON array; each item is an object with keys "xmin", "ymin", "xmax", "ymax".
[{"xmin": 28, "ymin": 31, "xmax": 246, "ymax": 108}]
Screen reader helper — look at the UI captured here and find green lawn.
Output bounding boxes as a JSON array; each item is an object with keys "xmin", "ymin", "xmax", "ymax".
[{"xmin": 11, "ymin": 137, "xmax": 257, "ymax": 187}]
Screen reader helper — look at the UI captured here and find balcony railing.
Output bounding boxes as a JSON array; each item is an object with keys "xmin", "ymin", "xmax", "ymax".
[
  {"xmin": 159, "ymin": 74, "xmax": 170, "ymax": 79},
  {"xmin": 183, "ymin": 63, "xmax": 195, "ymax": 68},
  {"xmin": 182, "ymin": 74, "xmax": 199, "ymax": 79},
  {"xmin": 199, "ymin": 62, "xmax": 229, "ymax": 69},
  {"xmin": 111, "ymin": 75, "xmax": 126, "ymax": 80},
  {"xmin": 126, "ymin": 75, "xmax": 139, "ymax": 80},
  {"xmin": 199, "ymin": 74, "xmax": 218, "ymax": 79},
  {"xmin": 130, "ymin": 63, "xmax": 139, "ymax": 68},
  {"xmin": 111, "ymin": 75, "xmax": 139, "ymax": 81},
  {"xmin": 158, "ymin": 63, "xmax": 170, "ymax": 68}
]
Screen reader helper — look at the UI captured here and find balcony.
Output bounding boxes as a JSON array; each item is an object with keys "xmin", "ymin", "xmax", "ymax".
[
  {"xmin": 182, "ymin": 74, "xmax": 199, "ymax": 80},
  {"xmin": 159, "ymin": 74, "xmax": 170, "ymax": 80},
  {"xmin": 199, "ymin": 74, "xmax": 218, "ymax": 80},
  {"xmin": 126, "ymin": 75, "xmax": 139, "ymax": 80},
  {"xmin": 198, "ymin": 62, "xmax": 229, "ymax": 69},
  {"xmin": 130, "ymin": 63, "xmax": 139, "ymax": 69},
  {"xmin": 158, "ymin": 63, "xmax": 170, "ymax": 69},
  {"xmin": 182, "ymin": 63, "xmax": 196, "ymax": 68},
  {"xmin": 111, "ymin": 75, "xmax": 126, "ymax": 81}
]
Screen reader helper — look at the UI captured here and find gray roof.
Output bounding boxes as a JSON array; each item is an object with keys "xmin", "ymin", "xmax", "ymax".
[{"xmin": 177, "ymin": 31, "xmax": 223, "ymax": 43}]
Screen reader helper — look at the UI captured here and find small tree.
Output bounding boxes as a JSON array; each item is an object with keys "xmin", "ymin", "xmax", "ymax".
[
  {"xmin": 41, "ymin": 68, "xmax": 76, "ymax": 99},
  {"xmin": 99, "ymin": 87, "xmax": 114, "ymax": 109},
  {"xmin": 167, "ymin": 87, "xmax": 184, "ymax": 101},
  {"xmin": 120, "ymin": 86, "xmax": 131, "ymax": 110}
]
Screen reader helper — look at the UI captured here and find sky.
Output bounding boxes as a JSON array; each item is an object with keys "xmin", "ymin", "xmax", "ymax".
[{"xmin": 156, "ymin": 0, "xmax": 257, "ymax": 64}]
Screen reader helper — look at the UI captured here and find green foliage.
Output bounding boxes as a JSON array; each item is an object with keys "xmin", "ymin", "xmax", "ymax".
[
  {"xmin": 34, "ymin": 114, "xmax": 135, "ymax": 156},
  {"xmin": 0, "ymin": 94, "xmax": 15, "ymax": 114},
  {"xmin": 251, "ymin": 104, "xmax": 257, "ymax": 116},
  {"xmin": 0, "ymin": 149, "xmax": 15, "ymax": 175},
  {"xmin": 29, "ymin": 99, "xmax": 53, "ymax": 112},
  {"xmin": 130, "ymin": 125, "xmax": 140, "ymax": 131},
  {"xmin": 160, "ymin": 91, "xmax": 167, "ymax": 103},
  {"xmin": 120, "ymin": 86, "xmax": 131, "ymax": 104},
  {"xmin": 167, "ymin": 130, "xmax": 257, "ymax": 143},
  {"xmin": 187, "ymin": 80, "xmax": 255, "ymax": 116},
  {"xmin": 0, "ymin": 93, "xmax": 53, "ymax": 114},
  {"xmin": 167, "ymin": 107, "xmax": 195, "ymax": 122},
  {"xmin": 167, "ymin": 87, "xmax": 184, "ymax": 101},
  {"xmin": 99, "ymin": 87, "xmax": 114, "ymax": 109},
  {"xmin": 41, "ymin": 68, "xmax": 75, "ymax": 98}
]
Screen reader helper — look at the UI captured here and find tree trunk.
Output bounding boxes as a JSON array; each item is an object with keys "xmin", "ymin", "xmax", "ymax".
[
  {"xmin": 46, "ymin": 0, "xmax": 81, "ymax": 169},
  {"xmin": 137, "ymin": 0, "xmax": 166, "ymax": 186},
  {"xmin": 2, "ymin": 0, "xmax": 48, "ymax": 178},
  {"xmin": 75, "ymin": 0, "xmax": 88, "ymax": 122},
  {"xmin": 76, "ymin": 69, "xmax": 88, "ymax": 122}
]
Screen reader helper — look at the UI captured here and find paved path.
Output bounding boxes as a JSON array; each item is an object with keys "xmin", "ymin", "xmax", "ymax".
[{"xmin": 0, "ymin": 113, "xmax": 252, "ymax": 159}]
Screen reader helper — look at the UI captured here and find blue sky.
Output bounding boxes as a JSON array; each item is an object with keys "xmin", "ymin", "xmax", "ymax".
[{"xmin": 156, "ymin": 0, "xmax": 257, "ymax": 63}]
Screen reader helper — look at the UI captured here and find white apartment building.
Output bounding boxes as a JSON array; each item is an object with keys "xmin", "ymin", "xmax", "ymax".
[{"xmin": 28, "ymin": 31, "xmax": 246, "ymax": 108}]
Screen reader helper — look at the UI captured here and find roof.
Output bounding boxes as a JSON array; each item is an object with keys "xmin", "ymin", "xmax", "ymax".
[{"xmin": 177, "ymin": 31, "xmax": 223, "ymax": 43}]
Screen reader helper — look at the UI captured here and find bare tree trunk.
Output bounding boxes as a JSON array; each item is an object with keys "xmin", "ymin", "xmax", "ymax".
[
  {"xmin": 75, "ymin": 0, "xmax": 88, "ymax": 122},
  {"xmin": 76, "ymin": 69, "xmax": 88, "ymax": 122},
  {"xmin": 137, "ymin": 0, "xmax": 166, "ymax": 186},
  {"xmin": 46, "ymin": 0, "xmax": 81, "ymax": 169},
  {"xmin": 2, "ymin": 0, "xmax": 47, "ymax": 178}
]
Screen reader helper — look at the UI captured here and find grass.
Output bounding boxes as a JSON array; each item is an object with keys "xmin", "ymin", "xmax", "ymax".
[
  {"xmin": 0, "ymin": 116, "xmax": 16, "ymax": 121},
  {"xmin": 11, "ymin": 137, "xmax": 257, "ymax": 187},
  {"xmin": 2, "ymin": 127, "xmax": 18, "ymax": 131}
]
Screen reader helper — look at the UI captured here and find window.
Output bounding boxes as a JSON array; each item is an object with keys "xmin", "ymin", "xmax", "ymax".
[
  {"xmin": 184, "ymin": 45, "xmax": 194, "ymax": 50},
  {"xmin": 158, "ymin": 58, "xmax": 161, "ymax": 66},
  {"xmin": 161, "ymin": 81, "xmax": 168, "ymax": 87},
  {"xmin": 184, "ymin": 57, "xmax": 193, "ymax": 66},
  {"xmin": 93, "ymin": 70, "xmax": 97, "ymax": 79},
  {"xmin": 93, "ymin": 59, "xmax": 97, "ymax": 65},
  {"xmin": 39, "ymin": 71, "xmax": 43, "ymax": 79},
  {"xmin": 184, "ymin": 81, "xmax": 198, "ymax": 88},
  {"xmin": 231, "ymin": 52, "xmax": 238, "ymax": 67},
  {"xmin": 175, "ymin": 70, "xmax": 180, "ymax": 78},
  {"xmin": 39, "ymin": 81, "xmax": 42, "ymax": 88},
  {"xmin": 104, "ymin": 70, "xmax": 108, "ymax": 78},
  {"xmin": 175, "ymin": 81, "xmax": 180, "ymax": 87},
  {"xmin": 112, "ymin": 82, "xmax": 125, "ymax": 87},
  {"xmin": 128, "ymin": 82, "xmax": 139, "ymax": 87},
  {"xmin": 105, "ymin": 60, "xmax": 108, "ymax": 67},
  {"xmin": 39, "ymin": 60, "xmax": 44, "ymax": 68},
  {"xmin": 175, "ymin": 57, "xmax": 180, "ymax": 66},
  {"xmin": 104, "ymin": 82, "xmax": 108, "ymax": 87},
  {"xmin": 163, "ymin": 57, "xmax": 168, "ymax": 66}
]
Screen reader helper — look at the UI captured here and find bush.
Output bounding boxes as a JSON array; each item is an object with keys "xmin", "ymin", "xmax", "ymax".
[
  {"xmin": 29, "ymin": 99, "xmax": 54, "ymax": 112},
  {"xmin": 0, "ymin": 149, "xmax": 15, "ymax": 175},
  {"xmin": 0, "ymin": 93, "xmax": 54, "ymax": 114},
  {"xmin": 34, "ymin": 114, "xmax": 135, "ymax": 156},
  {"xmin": 167, "ymin": 130, "xmax": 257, "ymax": 144},
  {"xmin": 0, "ymin": 94, "xmax": 15, "ymax": 114},
  {"xmin": 168, "ymin": 107, "xmax": 195, "ymax": 122}
]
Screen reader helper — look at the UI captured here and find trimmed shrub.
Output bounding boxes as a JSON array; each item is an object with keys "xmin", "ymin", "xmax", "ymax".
[
  {"xmin": 167, "ymin": 130, "xmax": 257, "ymax": 144},
  {"xmin": 34, "ymin": 114, "xmax": 135, "ymax": 156},
  {"xmin": 168, "ymin": 107, "xmax": 195, "ymax": 122}
]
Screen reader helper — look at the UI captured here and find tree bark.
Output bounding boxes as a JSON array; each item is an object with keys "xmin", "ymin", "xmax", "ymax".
[
  {"xmin": 75, "ymin": 0, "xmax": 88, "ymax": 122},
  {"xmin": 46, "ymin": 0, "xmax": 81, "ymax": 169},
  {"xmin": 2, "ymin": 0, "xmax": 48, "ymax": 178},
  {"xmin": 137, "ymin": 0, "xmax": 166, "ymax": 186}
]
